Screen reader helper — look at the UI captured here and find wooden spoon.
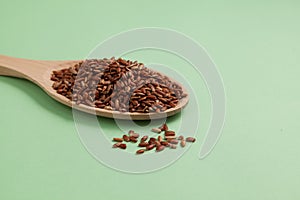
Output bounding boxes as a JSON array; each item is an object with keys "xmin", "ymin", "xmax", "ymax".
[{"xmin": 0, "ymin": 54, "xmax": 189, "ymax": 120}]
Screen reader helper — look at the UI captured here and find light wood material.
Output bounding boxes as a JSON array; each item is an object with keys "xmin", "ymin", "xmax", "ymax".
[{"xmin": 0, "ymin": 55, "xmax": 189, "ymax": 120}]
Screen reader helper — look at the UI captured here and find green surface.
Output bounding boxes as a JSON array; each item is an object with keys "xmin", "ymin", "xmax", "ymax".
[{"xmin": 1, "ymin": 0, "xmax": 300, "ymax": 199}]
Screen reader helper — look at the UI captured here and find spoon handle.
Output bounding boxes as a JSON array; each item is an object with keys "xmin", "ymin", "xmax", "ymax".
[
  {"xmin": 0, "ymin": 54, "xmax": 50, "ymax": 81},
  {"xmin": 0, "ymin": 55, "xmax": 29, "ymax": 78}
]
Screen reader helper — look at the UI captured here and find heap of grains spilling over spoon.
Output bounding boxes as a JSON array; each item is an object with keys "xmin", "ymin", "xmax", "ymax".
[{"xmin": 50, "ymin": 58, "xmax": 187, "ymax": 113}]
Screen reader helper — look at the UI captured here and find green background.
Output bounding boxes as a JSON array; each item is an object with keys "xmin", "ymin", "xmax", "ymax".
[{"xmin": 1, "ymin": 0, "xmax": 300, "ymax": 199}]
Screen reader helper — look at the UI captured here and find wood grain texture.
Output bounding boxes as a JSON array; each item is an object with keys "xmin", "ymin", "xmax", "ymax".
[{"xmin": 0, "ymin": 54, "xmax": 189, "ymax": 120}]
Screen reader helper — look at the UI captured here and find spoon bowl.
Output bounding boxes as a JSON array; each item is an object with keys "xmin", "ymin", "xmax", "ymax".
[{"xmin": 0, "ymin": 55, "xmax": 189, "ymax": 120}]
